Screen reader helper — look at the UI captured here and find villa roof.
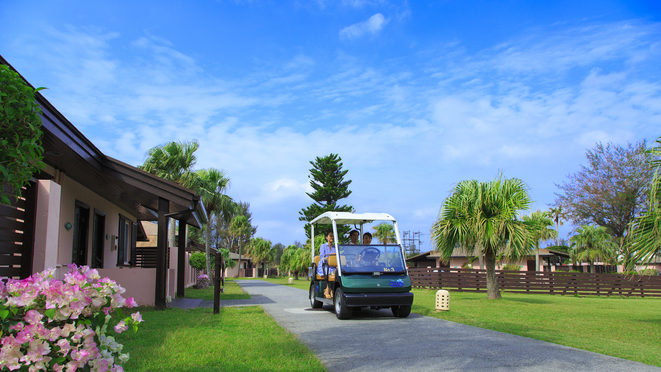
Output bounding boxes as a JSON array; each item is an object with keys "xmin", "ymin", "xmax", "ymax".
[
  {"xmin": 1, "ymin": 54, "xmax": 206, "ymax": 228},
  {"xmin": 406, "ymin": 248, "xmax": 570, "ymax": 262}
]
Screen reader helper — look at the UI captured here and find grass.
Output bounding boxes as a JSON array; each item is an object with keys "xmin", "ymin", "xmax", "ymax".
[
  {"xmin": 413, "ymin": 289, "xmax": 661, "ymax": 367},
  {"xmin": 115, "ymin": 307, "xmax": 326, "ymax": 372},
  {"xmin": 240, "ymin": 277, "xmax": 661, "ymax": 366},
  {"xmin": 183, "ymin": 279, "xmax": 250, "ymax": 300},
  {"xmin": 155, "ymin": 278, "xmax": 661, "ymax": 368}
]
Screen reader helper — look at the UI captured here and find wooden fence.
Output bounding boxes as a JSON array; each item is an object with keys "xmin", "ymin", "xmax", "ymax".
[{"xmin": 409, "ymin": 267, "xmax": 661, "ymax": 297}]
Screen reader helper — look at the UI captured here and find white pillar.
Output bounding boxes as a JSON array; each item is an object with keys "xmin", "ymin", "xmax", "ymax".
[{"xmin": 32, "ymin": 180, "xmax": 61, "ymax": 273}]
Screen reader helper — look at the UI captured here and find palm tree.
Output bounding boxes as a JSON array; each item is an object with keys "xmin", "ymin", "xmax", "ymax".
[
  {"xmin": 140, "ymin": 140, "xmax": 200, "ymax": 248},
  {"xmin": 246, "ymin": 237, "xmax": 273, "ymax": 277},
  {"xmin": 632, "ymin": 137, "xmax": 661, "ymax": 265},
  {"xmin": 372, "ymin": 223, "xmax": 396, "ymax": 244},
  {"xmin": 570, "ymin": 225, "xmax": 616, "ymax": 273},
  {"xmin": 431, "ymin": 176, "xmax": 533, "ymax": 299},
  {"xmin": 230, "ymin": 215, "xmax": 251, "ymax": 277},
  {"xmin": 195, "ymin": 168, "xmax": 231, "ymax": 274},
  {"xmin": 523, "ymin": 211, "xmax": 558, "ymax": 272},
  {"xmin": 549, "ymin": 206, "xmax": 564, "ymax": 246}
]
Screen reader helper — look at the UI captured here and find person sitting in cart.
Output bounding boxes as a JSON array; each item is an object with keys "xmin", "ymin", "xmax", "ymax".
[
  {"xmin": 349, "ymin": 229, "xmax": 360, "ymax": 244},
  {"xmin": 362, "ymin": 232, "xmax": 372, "ymax": 244},
  {"xmin": 317, "ymin": 231, "xmax": 336, "ymax": 277}
]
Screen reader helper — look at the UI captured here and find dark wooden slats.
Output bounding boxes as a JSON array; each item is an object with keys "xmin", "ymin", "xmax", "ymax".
[
  {"xmin": 0, "ymin": 267, "xmax": 22, "ymax": 278},
  {"xmin": 133, "ymin": 246, "xmax": 157, "ymax": 268},
  {"xmin": 0, "ymin": 217, "xmax": 25, "ymax": 232},
  {"xmin": 409, "ymin": 268, "xmax": 661, "ymax": 297},
  {"xmin": 0, "ymin": 203, "xmax": 25, "ymax": 219},
  {"xmin": 0, "ymin": 243, "xmax": 24, "ymax": 255},
  {"xmin": 0, "ymin": 183, "xmax": 35, "ymax": 279},
  {"xmin": 133, "ymin": 246, "xmax": 170, "ymax": 269}
]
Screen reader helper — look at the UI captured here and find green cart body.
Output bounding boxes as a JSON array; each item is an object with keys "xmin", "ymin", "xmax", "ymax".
[{"xmin": 308, "ymin": 212, "xmax": 414, "ymax": 319}]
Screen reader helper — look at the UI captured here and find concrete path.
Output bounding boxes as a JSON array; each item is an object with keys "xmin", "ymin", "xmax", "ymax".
[{"xmin": 219, "ymin": 280, "xmax": 661, "ymax": 372}]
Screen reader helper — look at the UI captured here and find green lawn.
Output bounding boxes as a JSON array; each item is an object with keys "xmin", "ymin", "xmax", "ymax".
[
  {"xmin": 244, "ymin": 277, "xmax": 661, "ymax": 366},
  {"xmin": 116, "ymin": 307, "xmax": 325, "ymax": 372},
  {"xmin": 136, "ymin": 278, "xmax": 660, "ymax": 369},
  {"xmin": 183, "ymin": 279, "xmax": 251, "ymax": 300},
  {"xmin": 413, "ymin": 289, "xmax": 661, "ymax": 367}
]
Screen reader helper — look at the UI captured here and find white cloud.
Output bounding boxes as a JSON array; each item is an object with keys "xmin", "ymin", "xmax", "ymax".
[
  {"xmin": 340, "ymin": 13, "xmax": 388, "ymax": 39},
  {"xmin": 5, "ymin": 19, "xmax": 660, "ymax": 248}
]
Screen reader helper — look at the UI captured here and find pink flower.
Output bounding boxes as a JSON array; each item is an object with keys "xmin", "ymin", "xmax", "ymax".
[
  {"xmin": 130, "ymin": 312, "xmax": 143, "ymax": 323},
  {"xmin": 113, "ymin": 321, "xmax": 128, "ymax": 334},
  {"xmin": 0, "ymin": 267, "xmax": 143, "ymax": 372},
  {"xmin": 55, "ymin": 339, "xmax": 71, "ymax": 357},
  {"xmin": 125, "ymin": 298, "xmax": 137, "ymax": 308},
  {"xmin": 24, "ymin": 310, "xmax": 43, "ymax": 325}
]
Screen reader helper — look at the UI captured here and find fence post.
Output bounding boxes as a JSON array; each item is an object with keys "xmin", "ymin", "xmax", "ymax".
[{"xmin": 213, "ymin": 251, "xmax": 223, "ymax": 314}]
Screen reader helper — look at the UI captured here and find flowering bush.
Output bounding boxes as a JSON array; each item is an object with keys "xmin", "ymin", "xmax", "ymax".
[
  {"xmin": 194, "ymin": 274, "xmax": 212, "ymax": 289},
  {"xmin": 0, "ymin": 265, "xmax": 143, "ymax": 371}
]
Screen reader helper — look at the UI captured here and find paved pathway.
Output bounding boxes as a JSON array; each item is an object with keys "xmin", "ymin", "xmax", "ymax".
[{"xmin": 174, "ymin": 280, "xmax": 661, "ymax": 372}]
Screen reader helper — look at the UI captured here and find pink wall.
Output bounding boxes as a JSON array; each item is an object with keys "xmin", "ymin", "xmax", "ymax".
[
  {"xmin": 57, "ymin": 173, "xmax": 136, "ymax": 269},
  {"xmin": 98, "ymin": 268, "xmax": 156, "ymax": 307}
]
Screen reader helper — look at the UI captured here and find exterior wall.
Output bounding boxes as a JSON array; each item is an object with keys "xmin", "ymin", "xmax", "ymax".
[
  {"xmin": 225, "ymin": 260, "xmax": 240, "ymax": 278},
  {"xmin": 97, "ymin": 268, "xmax": 156, "ymax": 306},
  {"xmin": 57, "ymin": 174, "xmax": 136, "ymax": 269},
  {"xmin": 32, "ymin": 180, "xmax": 61, "ymax": 272},
  {"xmin": 31, "ymin": 173, "xmax": 157, "ymax": 305}
]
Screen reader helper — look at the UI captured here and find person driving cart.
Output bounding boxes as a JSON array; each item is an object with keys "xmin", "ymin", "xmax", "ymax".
[{"xmin": 355, "ymin": 247, "xmax": 381, "ymax": 266}]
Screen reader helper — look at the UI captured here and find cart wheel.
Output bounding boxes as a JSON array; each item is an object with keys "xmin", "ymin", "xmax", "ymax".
[
  {"xmin": 309, "ymin": 284, "xmax": 322, "ymax": 308},
  {"xmin": 391, "ymin": 305, "xmax": 411, "ymax": 318},
  {"xmin": 334, "ymin": 288, "xmax": 352, "ymax": 319}
]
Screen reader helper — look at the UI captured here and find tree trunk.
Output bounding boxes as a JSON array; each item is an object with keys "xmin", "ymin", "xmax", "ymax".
[
  {"xmin": 205, "ymin": 211, "xmax": 212, "ymax": 275},
  {"xmin": 535, "ymin": 243, "xmax": 540, "ymax": 272},
  {"xmin": 169, "ymin": 218, "xmax": 176, "ymax": 249},
  {"xmin": 294, "ymin": 271, "xmax": 299, "ymax": 280},
  {"xmin": 237, "ymin": 242, "xmax": 242, "ymax": 278},
  {"xmin": 477, "ymin": 244, "xmax": 484, "ymax": 269},
  {"xmin": 484, "ymin": 248, "xmax": 502, "ymax": 299}
]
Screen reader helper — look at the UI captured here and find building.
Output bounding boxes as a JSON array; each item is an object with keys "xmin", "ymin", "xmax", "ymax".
[
  {"xmin": 407, "ymin": 248, "xmax": 570, "ymax": 272},
  {"xmin": 0, "ymin": 55, "xmax": 205, "ymax": 308}
]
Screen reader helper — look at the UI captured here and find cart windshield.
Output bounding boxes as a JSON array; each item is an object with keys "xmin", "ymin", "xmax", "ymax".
[{"xmin": 337, "ymin": 244, "xmax": 407, "ymax": 274}]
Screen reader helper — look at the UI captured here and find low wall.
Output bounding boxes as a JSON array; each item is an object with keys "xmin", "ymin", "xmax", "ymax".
[{"xmin": 98, "ymin": 268, "xmax": 156, "ymax": 306}]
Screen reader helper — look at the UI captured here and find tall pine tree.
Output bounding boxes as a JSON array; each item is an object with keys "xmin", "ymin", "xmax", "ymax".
[{"xmin": 299, "ymin": 153, "xmax": 354, "ymax": 241}]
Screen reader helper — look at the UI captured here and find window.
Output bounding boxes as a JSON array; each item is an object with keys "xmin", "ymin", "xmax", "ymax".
[
  {"xmin": 117, "ymin": 215, "xmax": 137, "ymax": 266},
  {"xmin": 91, "ymin": 210, "xmax": 106, "ymax": 269},
  {"xmin": 72, "ymin": 201, "xmax": 90, "ymax": 266}
]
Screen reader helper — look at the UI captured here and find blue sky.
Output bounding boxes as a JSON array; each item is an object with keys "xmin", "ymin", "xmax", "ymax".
[{"xmin": 2, "ymin": 0, "xmax": 660, "ymax": 250}]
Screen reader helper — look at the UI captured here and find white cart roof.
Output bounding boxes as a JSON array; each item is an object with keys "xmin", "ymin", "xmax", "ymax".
[{"xmin": 310, "ymin": 212, "xmax": 396, "ymax": 225}]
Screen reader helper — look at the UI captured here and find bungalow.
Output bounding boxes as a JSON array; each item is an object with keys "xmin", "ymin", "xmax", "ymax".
[
  {"xmin": 0, "ymin": 55, "xmax": 205, "ymax": 309},
  {"xmin": 138, "ymin": 221, "xmax": 255, "ymax": 279},
  {"xmin": 407, "ymin": 248, "xmax": 570, "ymax": 272}
]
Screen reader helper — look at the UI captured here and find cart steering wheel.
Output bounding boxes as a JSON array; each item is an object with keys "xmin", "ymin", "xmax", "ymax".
[{"xmin": 358, "ymin": 247, "xmax": 380, "ymax": 264}]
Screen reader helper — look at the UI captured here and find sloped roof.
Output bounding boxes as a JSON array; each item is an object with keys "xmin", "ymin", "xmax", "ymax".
[{"xmin": 1, "ymin": 55, "xmax": 206, "ymax": 228}]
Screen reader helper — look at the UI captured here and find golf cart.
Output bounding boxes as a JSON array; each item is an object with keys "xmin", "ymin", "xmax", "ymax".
[{"xmin": 308, "ymin": 212, "xmax": 413, "ymax": 319}]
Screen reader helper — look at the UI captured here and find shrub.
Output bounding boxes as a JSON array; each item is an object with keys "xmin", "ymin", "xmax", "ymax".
[
  {"xmin": 194, "ymin": 274, "xmax": 212, "ymax": 289},
  {"xmin": 638, "ymin": 269, "xmax": 659, "ymax": 276},
  {"xmin": 189, "ymin": 252, "xmax": 207, "ymax": 272},
  {"xmin": 0, "ymin": 64, "xmax": 46, "ymax": 205},
  {"xmin": 0, "ymin": 265, "xmax": 143, "ymax": 371},
  {"xmin": 502, "ymin": 264, "xmax": 521, "ymax": 271}
]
